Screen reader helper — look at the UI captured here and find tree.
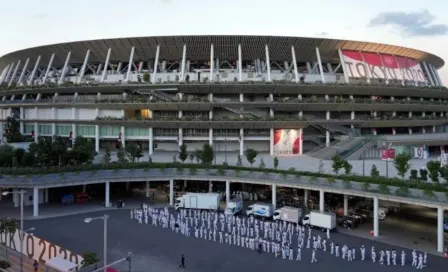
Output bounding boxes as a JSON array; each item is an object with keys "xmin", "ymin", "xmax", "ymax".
[
  {"xmin": 370, "ymin": 164, "xmax": 380, "ymax": 178},
  {"xmin": 426, "ymin": 160, "xmax": 441, "ymax": 182},
  {"xmin": 178, "ymin": 144, "xmax": 188, "ymax": 163},
  {"xmin": 142, "ymin": 72, "xmax": 150, "ymax": 83},
  {"xmin": 125, "ymin": 142, "xmax": 143, "ymax": 163},
  {"xmin": 194, "ymin": 149, "xmax": 202, "ymax": 164},
  {"xmin": 52, "ymin": 136, "xmax": 68, "ymax": 167},
  {"xmin": 419, "ymin": 169, "xmax": 428, "ymax": 181},
  {"xmin": 200, "ymin": 144, "xmax": 214, "ymax": 165},
  {"xmin": 442, "ymin": 166, "xmax": 448, "ymax": 183},
  {"xmin": 5, "ymin": 117, "xmax": 24, "ymax": 143},
  {"xmin": 245, "ymin": 148, "xmax": 258, "ymax": 167},
  {"xmin": 102, "ymin": 145, "xmax": 112, "ymax": 164},
  {"xmin": 0, "ymin": 218, "xmax": 18, "ymax": 259},
  {"xmin": 273, "ymin": 156, "xmax": 279, "ymax": 170},
  {"xmin": 81, "ymin": 252, "xmax": 100, "ymax": 267},
  {"xmin": 71, "ymin": 136, "xmax": 96, "ymax": 165},
  {"xmin": 116, "ymin": 147, "xmax": 128, "ymax": 164},
  {"xmin": 259, "ymin": 158, "xmax": 266, "ymax": 169},
  {"xmin": 331, "ymin": 155, "xmax": 345, "ymax": 175},
  {"xmin": 318, "ymin": 159, "xmax": 324, "ymax": 173},
  {"xmin": 188, "ymin": 152, "xmax": 194, "ymax": 163},
  {"xmin": 394, "ymin": 153, "xmax": 411, "ymax": 180},
  {"xmin": 236, "ymin": 155, "xmax": 242, "ymax": 167},
  {"xmin": 0, "ymin": 144, "xmax": 14, "ymax": 166},
  {"xmin": 343, "ymin": 161, "xmax": 352, "ymax": 175},
  {"xmin": 410, "ymin": 169, "xmax": 418, "ymax": 180}
]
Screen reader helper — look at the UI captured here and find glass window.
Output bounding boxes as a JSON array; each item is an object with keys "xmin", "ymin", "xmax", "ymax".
[
  {"xmin": 100, "ymin": 126, "xmax": 120, "ymax": 137},
  {"xmin": 77, "ymin": 125, "xmax": 95, "ymax": 136}
]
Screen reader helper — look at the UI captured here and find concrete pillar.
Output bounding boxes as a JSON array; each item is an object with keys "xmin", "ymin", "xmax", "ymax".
[
  {"xmin": 343, "ymin": 195, "xmax": 348, "ymax": 216},
  {"xmin": 269, "ymin": 128, "xmax": 274, "ymax": 155},
  {"xmin": 326, "ymin": 131, "xmax": 330, "ymax": 147},
  {"xmin": 13, "ymin": 189, "xmax": 19, "ymax": 207},
  {"xmin": 146, "ymin": 181, "xmax": 150, "ymax": 198},
  {"xmin": 208, "ymin": 181, "xmax": 213, "ymax": 193},
  {"xmin": 319, "ymin": 189, "xmax": 324, "ymax": 212},
  {"xmin": 272, "ymin": 184, "xmax": 277, "ymax": 210},
  {"xmin": 437, "ymin": 206, "xmax": 444, "ymax": 252},
  {"xmin": 373, "ymin": 196, "xmax": 379, "ymax": 237},
  {"xmin": 105, "ymin": 182, "xmax": 110, "ymax": 208},
  {"xmin": 239, "ymin": 128, "xmax": 244, "ymax": 156},
  {"xmin": 169, "ymin": 179, "xmax": 174, "ymax": 206},
  {"xmin": 44, "ymin": 189, "xmax": 49, "ymax": 203},
  {"xmin": 432, "ymin": 126, "xmax": 436, "ymax": 133},
  {"xmin": 304, "ymin": 190, "xmax": 309, "ymax": 206},
  {"xmin": 225, "ymin": 180, "xmax": 230, "ymax": 204},
  {"xmin": 82, "ymin": 185, "xmax": 86, "ymax": 193},
  {"xmin": 33, "ymin": 187, "xmax": 39, "ymax": 217},
  {"xmin": 125, "ymin": 182, "xmax": 130, "ymax": 191},
  {"xmin": 95, "ymin": 125, "xmax": 100, "ymax": 152},
  {"xmin": 183, "ymin": 180, "xmax": 187, "ymax": 188}
]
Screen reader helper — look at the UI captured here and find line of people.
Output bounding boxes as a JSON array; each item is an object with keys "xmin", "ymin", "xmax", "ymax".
[{"xmin": 130, "ymin": 204, "xmax": 428, "ymax": 269}]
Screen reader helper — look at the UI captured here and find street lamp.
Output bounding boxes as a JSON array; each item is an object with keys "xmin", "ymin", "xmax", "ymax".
[
  {"xmin": 2, "ymin": 190, "xmax": 26, "ymax": 272},
  {"xmin": 84, "ymin": 215, "xmax": 109, "ymax": 272}
]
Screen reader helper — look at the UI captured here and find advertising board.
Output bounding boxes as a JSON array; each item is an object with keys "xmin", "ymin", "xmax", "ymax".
[
  {"xmin": 273, "ymin": 129, "xmax": 301, "ymax": 155},
  {"xmin": 341, "ymin": 50, "xmax": 427, "ymax": 83}
]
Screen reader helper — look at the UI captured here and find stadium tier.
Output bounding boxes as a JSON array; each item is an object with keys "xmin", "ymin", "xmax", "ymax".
[{"xmin": 0, "ymin": 35, "xmax": 446, "ymax": 156}]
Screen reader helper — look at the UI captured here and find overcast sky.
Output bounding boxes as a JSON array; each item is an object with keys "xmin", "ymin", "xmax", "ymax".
[{"xmin": 1, "ymin": 0, "xmax": 447, "ymax": 85}]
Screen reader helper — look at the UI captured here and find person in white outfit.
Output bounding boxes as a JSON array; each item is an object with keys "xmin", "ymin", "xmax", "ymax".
[
  {"xmin": 296, "ymin": 246, "xmax": 301, "ymax": 261},
  {"xmin": 335, "ymin": 244, "xmax": 339, "ymax": 257},
  {"xmin": 326, "ymin": 228, "xmax": 330, "ymax": 239},
  {"xmin": 412, "ymin": 250, "xmax": 417, "ymax": 267},
  {"xmin": 417, "ymin": 254, "xmax": 424, "ymax": 269},
  {"xmin": 311, "ymin": 249, "xmax": 317, "ymax": 263},
  {"xmin": 360, "ymin": 245, "xmax": 365, "ymax": 261},
  {"xmin": 401, "ymin": 250, "xmax": 406, "ymax": 266}
]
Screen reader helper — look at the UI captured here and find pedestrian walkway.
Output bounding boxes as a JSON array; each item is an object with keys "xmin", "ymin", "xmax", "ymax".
[{"xmin": 0, "ymin": 244, "xmax": 43, "ymax": 272}]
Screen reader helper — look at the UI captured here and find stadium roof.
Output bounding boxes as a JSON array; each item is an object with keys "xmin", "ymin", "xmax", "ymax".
[{"xmin": 0, "ymin": 35, "xmax": 444, "ymax": 70}]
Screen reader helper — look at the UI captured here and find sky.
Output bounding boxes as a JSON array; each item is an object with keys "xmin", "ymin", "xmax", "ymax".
[{"xmin": 0, "ymin": 0, "xmax": 447, "ymax": 85}]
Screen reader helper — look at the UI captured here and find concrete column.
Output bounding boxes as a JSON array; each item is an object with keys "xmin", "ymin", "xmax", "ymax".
[
  {"xmin": 272, "ymin": 184, "xmax": 277, "ymax": 210},
  {"xmin": 105, "ymin": 182, "xmax": 110, "ymax": 208},
  {"xmin": 343, "ymin": 195, "xmax": 348, "ymax": 216},
  {"xmin": 125, "ymin": 182, "xmax": 130, "ymax": 191},
  {"xmin": 304, "ymin": 190, "xmax": 309, "ymax": 206},
  {"xmin": 225, "ymin": 180, "xmax": 230, "ymax": 204},
  {"xmin": 33, "ymin": 187, "xmax": 39, "ymax": 217},
  {"xmin": 409, "ymin": 128, "xmax": 413, "ymax": 135},
  {"xmin": 95, "ymin": 125, "xmax": 100, "ymax": 152},
  {"xmin": 269, "ymin": 128, "xmax": 274, "ymax": 155},
  {"xmin": 208, "ymin": 181, "xmax": 213, "ymax": 193},
  {"xmin": 326, "ymin": 131, "xmax": 330, "ymax": 147},
  {"xmin": 239, "ymin": 128, "xmax": 244, "ymax": 156},
  {"xmin": 13, "ymin": 189, "xmax": 19, "ymax": 207},
  {"xmin": 169, "ymin": 179, "xmax": 174, "ymax": 206},
  {"xmin": 432, "ymin": 126, "xmax": 436, "ymax": 133},
  {"xmin": 299, "ymin": 128, "xmax": 303, "ymax": 155},
  {"xmin": 82, "ymin": 185, "xmax": 86, "ymax": 193},
  {"xmin": 437, "ymin": 206, "xmax": 444, "ymax": 252},
  {"xmin": 146, "ymin": 181, "xmax": 150, "ymax": 198},
  {"xmin": 44, "ymin": 189, "xmax": 49, "ymax": 203},
  {"xmin": 209, "ymin": 128, "xmax": 213, "ymax": 146},
  {"xmin": 319, "ymin": 189, "xmax": 324, "ymax": 212},
  {"xmin": 183, "ymin": 180, "xmax": 187, "ymax": 188},
  {"xmin": 149, "ymin": 128, "xmax": 153, "ymax": 156},
  {"xmin": 350, "ymin": 111, "xmax": 355, "ymax": 120},
  {"xmin": 373, "ymin": 196, "xmax": 379, "ymax": 237}
]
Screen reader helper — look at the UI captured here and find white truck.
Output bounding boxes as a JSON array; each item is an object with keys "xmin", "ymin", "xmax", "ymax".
[
  {"xmin": 273, "ymin": 207, "xmax": 303, "ymax": 224},
  {"xmin": 246, "ymin": 203, "xmax": 274, "ymax": 218},
  {"xmin": 225, "ymin": 198, "xmax": 243, "ymax": 215},
  {"xmin": 175, "ymin": 193, "xmax": 220, "ymax": 211},
  {"xmin": 301, "ymin": 211, "xmax": 337, "ymax": 230}
]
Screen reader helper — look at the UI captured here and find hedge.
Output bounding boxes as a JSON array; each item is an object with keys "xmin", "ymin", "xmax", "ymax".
[{"xmin": 0, "ymin": 162, "xmax": 447, "ymax": 195}]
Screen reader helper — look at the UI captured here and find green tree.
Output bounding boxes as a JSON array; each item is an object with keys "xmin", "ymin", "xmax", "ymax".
[
  {"xmin": 426, "ymin": 160, "xmax": 441, "ymax": 182},
  {"xmin": 70, "ymin": 136, "xmax": 96, "ymax": 165},
  {"xmin": 188, "ymin": 152, "xmax": 194, "ymax": 163},
  {"xmin": 0, "ymin": 144, "xmax": 14, "ymax": 166},
  {"xmin": 5, "ymin": 117, "xmax": 24, "ymax": 143},
  {"xmin": 125, "ymin": 142, "xmax": 143, "ymax": 163},
  {"xmin": 370, "ymin": 164, "xmax": 380, "ymax": 178},
  {"xmin": 13, "ymin": 148, "xmax": 25, "ymax": 166},
  {"xmin": 273, "ymin": 156, "xmax": 279, "ymax": 170},
  {"xmin": 102, "ymin": 145, "xmax": 112, "ymax": 164},
  {"xmin": 343, "ymin": 161, "xmax": 352, "ymax": 175},
  {"xmin": 236, "ymin": 155, "xmax": 242, "ymax": 167},
  {"xmin": 200, "ymin": 144, "xmax": 214, "ymax": 165},
  {"xmin": 245, "ymin": 148, "xmax": 258, "ymax": 167},
  {"xmin": 259, "ymin": 158, "xmax": 266, "ymax": 169},
  {"xmin": 331, "ymin": 155, "xmax": 344, "ymax": 174},
  {"xmin": 394, "ymin": 153, "xmax": 411, "ymax": 180},
  {"xmin": 419, "ymin": 169, "xmax": 428, "ymax": 181},
  {"xmin": 442, "ymin": 166, "xmax": 448, "ymax": 183},
  {"xmin": 0, "ymin": 218, "xmax": 18, "ymax": 259},
  {"xmin": 142, "ymin": 72, "xmax": 150, "ymax": 83},
  {"xmin": 117, "ymin": 147, "xmax": 128, "ymax": 164},
  {"xmin": 410, "ymin": 169, "xmax": 418, "ymax": 180},
  {"xmin": 194, "ymin": 149, "xmax": 202, "ymax": 164},
  {"xmin": 81, "ymin": 252, "xmax": 100, "ymax": 267},
  {"xmin": 178, "ymin": 144, "xmax": 188, "ymax": 163},
  {"xmin": 52, "ymin": 136, "xmax": 68, "ymax": 167}
]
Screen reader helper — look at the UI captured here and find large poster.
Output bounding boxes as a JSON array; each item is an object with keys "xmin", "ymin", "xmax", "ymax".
[
  {"xmin": 341, "ymin": 50, "xmax": 427, "ymax": 83},
  {"xmin": 273, "ymin": 129, "xmax": 301, "ymax": 155},
  {"xmin": 0, "ymin": 229, "xmax": 84, "ymax": 267}
]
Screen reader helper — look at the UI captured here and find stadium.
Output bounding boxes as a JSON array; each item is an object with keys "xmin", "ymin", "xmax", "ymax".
[{"xmin": 0, "ymin": 35, "xmax": 447, "ymax": 159}]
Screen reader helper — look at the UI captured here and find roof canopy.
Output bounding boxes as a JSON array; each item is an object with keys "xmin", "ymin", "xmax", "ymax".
[{"xmin": 0, "ymin": 35, "xmax": 443, "ymax": 70}]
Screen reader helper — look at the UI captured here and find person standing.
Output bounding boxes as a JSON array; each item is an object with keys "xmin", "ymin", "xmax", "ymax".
[
  {"xmin": 179, "ymin": 254, "xmax": 185, "ymax": 268},
  {"xmin": 33, "ymin": 260, "xmax": 39, "ymax": 272}
]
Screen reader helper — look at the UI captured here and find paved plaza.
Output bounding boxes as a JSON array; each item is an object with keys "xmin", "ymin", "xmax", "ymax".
[{"xmin": 25, "ymin": 209, "xmax": 446, "ymax": 272}]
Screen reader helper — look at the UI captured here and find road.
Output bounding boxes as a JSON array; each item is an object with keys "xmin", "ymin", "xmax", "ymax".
[{"xmin": 25, "ymin": 209, "xmax": 446, "ymax": 272}]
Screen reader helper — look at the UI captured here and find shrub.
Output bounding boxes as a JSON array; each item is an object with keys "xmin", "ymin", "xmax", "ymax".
[
  {"xmin": 370, "ymin": 164, "xmax": 380, "ymax": 178},
  {"xmin": 327, "ymin": 177, "xmax": 335, "ymax": 184},
  {"xmin": 361, "ymin": 182, "xmax": 370, "ymax": 191},
  {"xmin": 419, "ymin": 169, "xmax": 428, "ymax": 181},
  {"xmin": 343, "ymin": 179, "xmax": 352, "ymax": 189},
  {"xmin": 379, "ymin": 184, "xmax": 390, "ymax": 194},
  {"xmin": 331, "ymin": 155, "xmax": 345, "ymax": 174},
  {"xmin": 410, "ymin": 169, "xmax": 418, "ymax": 180},
  {"xmin": 395, "ymin": 186, "xmax": 410, "ymax": 197},
  {"xmin": 423, "ymin": 188, "xmax": 435, "ymax": 198},
  {"xmin": 0, "ymin": 260, "xmax": 11, "ymax": 269}
]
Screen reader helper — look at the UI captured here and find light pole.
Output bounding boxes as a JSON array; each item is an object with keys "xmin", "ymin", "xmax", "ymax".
[
  {"xmin": 2, "ymin": 190, "xmax": 34, "ymax": 272},
  {"xmin": 84, "ymin": 215, "xmax": 109, "ymax": 272}
]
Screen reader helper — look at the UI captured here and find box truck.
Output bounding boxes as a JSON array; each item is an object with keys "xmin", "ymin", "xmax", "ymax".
[
  {"xmin": 301, "ymin": 211, "xmax": 337, "ymax": 230},
  {"xmin": 225, "ymin": 198, "xmax": 243, "ymax": 215},
  {"xmin": 273, "ymin": 207, "xmax": 303, "ymax": 224},
  {"xmin": 175, "ymin": 193, "xmax": 220, "ymax": 211},
  {"xmin": 246, "ymin": 203, "xmax": 274, "ymax": 218}
]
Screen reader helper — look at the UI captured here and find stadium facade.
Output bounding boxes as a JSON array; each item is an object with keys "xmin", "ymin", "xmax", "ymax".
[{"xmin": 0, "ymin": 35, "xmax": 446, "ymax": 156}]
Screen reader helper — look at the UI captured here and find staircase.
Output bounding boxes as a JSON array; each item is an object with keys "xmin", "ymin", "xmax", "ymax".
[
  {"xmin": 303, "ymin": 114, "xmax": 352, "ymax": 135},
  {"xmin": 151, "ymin": 90, "xmax": 177, "ymax": 101}
]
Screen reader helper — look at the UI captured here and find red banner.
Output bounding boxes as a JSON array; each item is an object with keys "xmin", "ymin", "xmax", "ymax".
[{"xmin": 381, "ymin": 148, "xmax": 395, "ymax": 161}]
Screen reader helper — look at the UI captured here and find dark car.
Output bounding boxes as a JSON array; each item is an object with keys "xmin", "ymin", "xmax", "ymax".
[
  {"xmin": 338, "ymin": 216, "xmax": 358, "ymax": 229},
  {"xmin": 349, "ymin": 212, "xmax": 366, "ymax": 224}
]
